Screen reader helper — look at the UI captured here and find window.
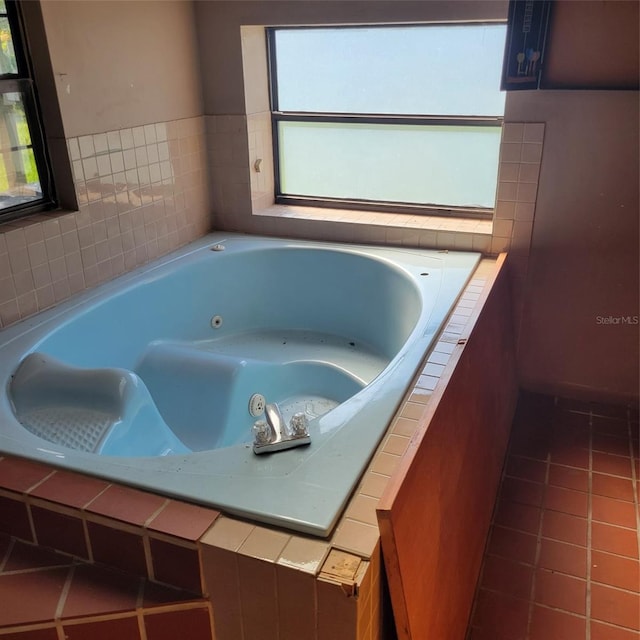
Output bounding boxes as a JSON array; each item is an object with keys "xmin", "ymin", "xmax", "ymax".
[
  {"xmin": 268, "ymin": 24, "xmax": 507, "ymax": 217},
  {"xmin": 0, "ymin": 0, "xmax": 53, "ymax": 222}
]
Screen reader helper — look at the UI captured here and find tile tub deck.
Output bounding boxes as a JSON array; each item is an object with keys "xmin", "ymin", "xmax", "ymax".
[{"xmin": 0, "ymin": 257, "xmax": 502, "ymax": 640}]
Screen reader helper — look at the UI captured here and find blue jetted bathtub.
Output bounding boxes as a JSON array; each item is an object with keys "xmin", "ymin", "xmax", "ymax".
[{"xmin": 0, "ymin": 233, "xmax": 480, "ymax": 535}]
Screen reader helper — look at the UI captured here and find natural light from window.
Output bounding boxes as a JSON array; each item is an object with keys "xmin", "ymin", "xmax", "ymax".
[
  {"xmin": 270, "ymin": 24, "xmax": 507, "ymax": 212},
  {"xmin": 0, "ymin": 0, "xmax": 49, "ymax": 219}
]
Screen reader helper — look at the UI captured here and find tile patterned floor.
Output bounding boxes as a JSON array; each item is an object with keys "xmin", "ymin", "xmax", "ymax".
[{"xmin": 467, "ymin": 393, "xmax": 640, "ymax": 640}]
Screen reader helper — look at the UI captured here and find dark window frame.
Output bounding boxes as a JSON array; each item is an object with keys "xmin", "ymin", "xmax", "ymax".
[
  {"xmin": 267, "ymin": 24, "xmax": 505, "ymax": 220},
  {"xmin": 0, "ymin": 0, "xmax": 55, "ymax": 223}
]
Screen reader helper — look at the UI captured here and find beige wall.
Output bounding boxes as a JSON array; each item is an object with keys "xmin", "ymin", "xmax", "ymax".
[
  {"xmin": 196, "ymin": 0, "xmax": 523, "ymax": 254},
  {"xmin": 0, "ymin": 1, "xmax": 211, "ymax": 329},
  {"xmin": 39, "ymin": 1, "xmax": 203, "ymax": 137},
  {"xmin": 193, "ymin": 0, "xmax": 639, "ymax": 403},
  {"xmin": 543, "ymin": 0, "xmax": 639, "ymax": 89},
  {"xmin": 195, "ymin": 1, "xmax": 509, "ymax": 115},
  {"xmin": 506, "ymin": 90, "xmax": 639, "ymax": 403},
  {"xmin": 2, "ymin": 0, "xmax": 637, "ymax": 405}
]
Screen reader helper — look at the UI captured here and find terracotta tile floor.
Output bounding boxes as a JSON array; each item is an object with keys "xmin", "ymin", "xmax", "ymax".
[{"xmin": 467, "ymin": 392, "xmax": 640, "ymax": 640}]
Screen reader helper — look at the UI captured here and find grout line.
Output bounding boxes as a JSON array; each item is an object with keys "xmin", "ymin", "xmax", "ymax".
[
  {"xmin": 526, "ymin": 602, "xmax": 587, "ymax": 619},
  {"xmin": 143, "ymin": 534, "xmax": 154, "ymax": 582},
  {"xmin": 628, "ymin": 406, "xmax": 640, "ymax": 571},
  {"xmin": 196, "ymin": 539, "xmax": 208, "ymax": 597},
  {"xmin": 507, "ymin": 452, "xmax": 632, "ymax": 480},
  {"xmin": 54, "ymin": 564, "xmax": 75, "ymax": 621},
  {"xmin": 137, "ymin": 610, "xmax": 149, "ymax": 640},
  {"xmin": 1, "ymin": 562, "xmax": 74, "ymax": 576},
  {"xmin": 587, "ymin": 580, "xmax": 640, "ymax": 596},
  {"xmin": 484, "ymin": 522, "xmax": 598, "ymax": 552},
  {"xmin": 25, "ymin": 502, "xmax": 37, "ymax": 546},
  {"xmin": 81, "ymin": 516, "xmax": 94, "ymax": 563},
  {"xmin": 585, "ymin": 409, "xmax": 593, "ymax": 640},
  {"xmin": 525, "ymin": 442, "xmax": 550, "ymax": 640},
  {"xmin": 143, "ymin": 498, "xmax": 170, "ymax": 529},
  {"xmin": 478, "ymin": 578, "xmax": 640, "ymax": 599},
  {"xmin": 136, "ymin": 576, "xmax": 145, "ymax": 609},
  {"xmin": 81, "ymin": 482, "xmax": 113, "ymax": 510},
  {"xmin": 588, "ymin": 545, "xmax": 639, "ymax": 562},
  {"xmin": 24, "ymin": 469, "xmax": 58, "ymax": 494},
  {"xmin": 590, "ymin": 618, "xmax": 640, "ymax": 635},
  {"xmin": 0, "ymin": 536, "xmax": 14, "ymax": 572}
]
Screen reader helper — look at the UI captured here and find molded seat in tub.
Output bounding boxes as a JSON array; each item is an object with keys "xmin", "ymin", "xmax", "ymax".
[
  {"xmin": 135, "ymin": 340, "xmax": 366, "ymax": 451},
  {"xmin": 10, "ymin": 353, "xmax": 189, "ymax": 456}
]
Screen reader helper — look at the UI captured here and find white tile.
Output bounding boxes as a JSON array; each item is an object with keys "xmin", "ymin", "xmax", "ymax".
[
  {"xmin": 97, "ymin": 154, "xmax": 111, "ymax": 177},
  {"xmin": 93, "ymin": 133, "xmax": 108, "ymax": 154},
  {"xmin": 68, "ymin": 138, "xmax": 80, "ymax": 161},
  {"xmin": 495, "ymin": 200, "xmax": 516, "ymax": 220},
  {"xmin": 110, "ymin": 152, "xmax": 125, "ymax": 174},
  {"xmin": 521, "ymin": 143, "xmax": 543, "ymax": 163},
  {"xmin": 144, "ymin": 123, "xmax": 157, "ymax": 144},
  {"xmin": 132, "ymin": 126, "xmax": 146, "ymax": 148},
  {"xmin": 515, "ymin": 202, "xmax": 535, "ymax": 222},
  {"xmin": 107, "ymin": 130, "xmax": 121, "ymax": 151},
  {"xmin": 120, "ymin": 128, "xmax": 134, "ymax": 150},
  {"xmin": 82, "ymin": 157, "xmax": 98, "ymax": 180},
  {"xmin": 502, "ymin": 122, "xmax": 524, "ymax": 143},
  {"xmin": 499, "ymin": 142, "xmax": 522, "ymax": 163},
  {"xmin": 78, "ymin": 135, "xmax": 95, "ymax": 159},
  {"xmin": 72, "ymin": 160, "xmax": 84, "ymax": 183}
]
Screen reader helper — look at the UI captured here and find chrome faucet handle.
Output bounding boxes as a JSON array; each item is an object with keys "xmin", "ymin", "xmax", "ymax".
[
  {"xmin": 290, "ymin": 412, "xmax": 309, "ymax": 437},
  {"xmin": 252, "ymin": 419, "xmax": 272, "ymax": 445},
  {"xmin": 253, "ymin": 404, "xmax": 311, "ymax": 455}
]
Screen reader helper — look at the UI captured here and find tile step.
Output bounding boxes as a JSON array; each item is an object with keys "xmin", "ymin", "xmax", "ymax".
[{"xmin": 0, "ymin": 533, "xmax": 214, "ymax": 638}]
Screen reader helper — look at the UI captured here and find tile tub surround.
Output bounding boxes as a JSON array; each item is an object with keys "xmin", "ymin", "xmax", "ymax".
[
  {"xmin": 0, "ymin": 463, "xmax": 219, "ymax": 638},
  {"xmin": 209, "ymin": 116, "xmax": 543, "ymax": 351},
  {"xmin": 0, "ymin": 460, "xmax": 221, "ymax": 594},
  {"xmin": 207, "ymin": 115, "xmax": 543, "ymax": 262},
  {"xmin": 199, "ymin": 257, "xmax": 507, "ymax": 640},
  {"xmin": 377, "ymin": 251, "xmax": 518, "ymax": 640},
  {"xmin": 0, "ymin": 255, "xmax": 503, "ymax": 640},
  {"xmin": 0, "ymin": 235, "xmax": 482, "ymax": 536},
  {"xmin": 0, "ymin": 116, "xmax": 211, "ymax": 330}
]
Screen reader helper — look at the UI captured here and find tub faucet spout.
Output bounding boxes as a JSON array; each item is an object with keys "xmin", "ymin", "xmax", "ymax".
[{"xmin": 265, "ymin": 402, "xmax": 287, "ymax": 440}]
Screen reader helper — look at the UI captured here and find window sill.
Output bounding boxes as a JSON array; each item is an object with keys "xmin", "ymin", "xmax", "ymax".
[{"xmin": 254, "ymin": 203, "xmax": 493, "ymax": 238}]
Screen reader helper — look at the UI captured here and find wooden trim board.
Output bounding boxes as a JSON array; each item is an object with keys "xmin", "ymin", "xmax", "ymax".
[{"xmin": 377, "ymin": 254, "xmax": 518, "ymax": 640}]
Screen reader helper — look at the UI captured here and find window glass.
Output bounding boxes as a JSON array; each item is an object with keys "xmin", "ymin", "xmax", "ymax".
[
  {"xmin": 270, "ymin": 24, "xmax": 507, "ymax": 212},
  {"xmin": 0, "ymin": 16, "xmax": 18, "ymax": 75},
  {"xmin": 278, "ymin": 121, "xmax": 502, "ymax": 208},
  {"xmin": 0, "ymin": 92, "xmax": 43, "ymax": 210},
  {"xmin": 273, "ymin": 25, "xmax": 506, "ymax": 116},
  {"xmin": 0, "ymin": 1, "xmax": 50, "ymax": 218}
]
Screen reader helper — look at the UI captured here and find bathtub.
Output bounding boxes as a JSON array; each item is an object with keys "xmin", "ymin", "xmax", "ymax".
[{"xmin": 0, "ymin": 233, "xmax": 480, "ymax": 536}]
